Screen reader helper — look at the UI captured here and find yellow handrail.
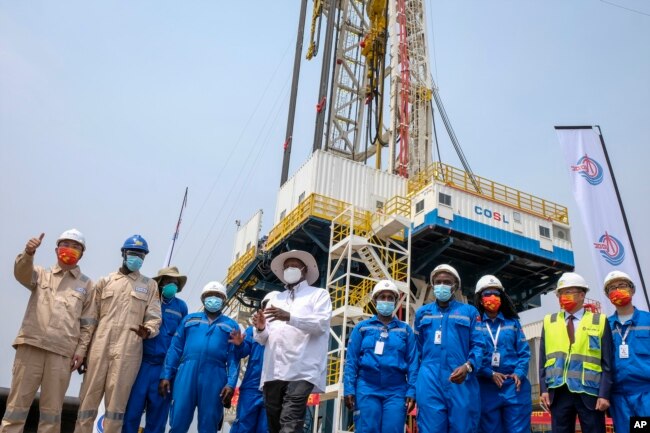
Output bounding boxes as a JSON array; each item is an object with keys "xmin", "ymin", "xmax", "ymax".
[
  {"xmin": 407, "ymin": 162, "xmax": 569, "ymax": 224},
  {"xmin": 225, "ymin": 247, "xmax": 257, "ymax": 285}
]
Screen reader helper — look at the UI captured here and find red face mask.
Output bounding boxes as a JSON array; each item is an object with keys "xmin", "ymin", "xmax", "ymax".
[
  {"xmin": 482, "ymin": 295, "xmax": 501, "ymax": 313},
  {"xmin": 608, "ymin": 289, "xmax": 632, "ymax": 307},
  {"xmin": 559, "ymin": 294, "xmax": 578, "ymax": 312},
  {"xmin": 57, "ymin": 247, "xmax": 81, "ymax": 266}
]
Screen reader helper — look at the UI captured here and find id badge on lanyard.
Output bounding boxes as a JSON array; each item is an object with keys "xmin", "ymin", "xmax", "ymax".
[
  {"xmin": 375, "ymin": 331, "xmax": 389, "ymax": 355},
  {"xmin": 486, "ymin": 323, "xmax": 502, "ymax": 367},
  {"xmin": 618, "ymin": 324, "xmax": 631, "ymax": 359}
]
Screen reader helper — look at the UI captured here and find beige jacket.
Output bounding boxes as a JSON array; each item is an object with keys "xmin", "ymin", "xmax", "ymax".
[
  {"xmin": 13, "ymin": 252, "xmax": 96, "ymax": 358},
  {"xmin": 92, "ymin": 270, "xmax": 161, "ymax": 342}
]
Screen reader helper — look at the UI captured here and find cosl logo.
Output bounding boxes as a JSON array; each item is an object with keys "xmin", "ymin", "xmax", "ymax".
[{"xmin": 474, "ymin": 206, "xmax": 509, "ymax": 224}]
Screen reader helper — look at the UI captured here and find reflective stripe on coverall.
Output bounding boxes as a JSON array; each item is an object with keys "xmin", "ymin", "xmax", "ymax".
[
  {"xmin": 123, "ymin": 296, "xmax": 188, "ymax": 433},
  {"xmin": 1, "ymin": 253, "xmax": 95, "ymax": 433},
  {"xmin": 414, "ymin": 299, "xmax": 485, "ymax": 433},
  {"xmin": 74, "ymin": 271, "xmax": 161, "ymax": 433},
  {"xmin": 161, "ymin": 312, "xmax": 240, "ymax": 433},
  {"xmin": 343, "ymin": 316, "xmax": 418, "ymax": 433},
  {"xmin": 476, "ymin": 312, "xmax": 531, "ymax": 433},
  {"xmin": 608, "ymin": 308, "xmax": 650, "ymax": 433},
  {"xmin": 230, "ymin": 326, "xmax": 267, "ymax": 433}
]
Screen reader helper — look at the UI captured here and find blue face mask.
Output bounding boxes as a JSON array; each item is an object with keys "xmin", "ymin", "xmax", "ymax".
[
  {"xmin": 376, "ymin": 301, "xmax": 395, "ymax": 317},
  {"xmin": 161, "ymin": 283, "xmax": 178, "ymax": 300},
  {"xmin": 204, "ymin": 296, "xmax": 223, "ymax": 313},
  {"xmin": 434, "ymin": 284, "xmax": 453, "ymax": 302},
  {"xmin": 125, "ymin": 255, "xmax": 144, "ymax": 272}
]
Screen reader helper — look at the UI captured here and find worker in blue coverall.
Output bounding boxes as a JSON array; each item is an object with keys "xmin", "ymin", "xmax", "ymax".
[
  {"xmin": 414, "ymin": 264, "xmax": 485, "ymax": 433},
  {"xmin": 123, "ymin": 266, "xmax": 189, "ymax": 433},
  {"xmin": 159, "ymin": 281, "xmax": 240, "ymax": 433},
  {"xmin": 603, "ymin": 270, "xmax": 650, "ymax": 433},
  {"xmin": 343, "ymin": 280, "xmax": 418, "ymax": 433},
  {"xmin": 229, "ymin": 291, "xmax": 278, "ymax": 433},
  {"xmin": 474, "ymin": 275, "xmax": 531, "ymax": 433}
]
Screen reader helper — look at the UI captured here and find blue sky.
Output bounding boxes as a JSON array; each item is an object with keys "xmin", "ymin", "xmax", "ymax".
[{"xmin": 1, "ymin": 1, "xmax": 648, "ymax": 391}]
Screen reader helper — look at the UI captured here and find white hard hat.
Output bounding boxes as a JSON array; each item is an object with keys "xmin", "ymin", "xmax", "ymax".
[
  {"xmin": 475, "ymin": 275, "xmax": 503, "ymax": 294},
  {"xmin": 261, "ymin": 291, "xmax": 278, "ymax": 306},
  {"xmin": 57, "ymin": 229, "xmax": 86, "ymax": 250},
  {"xmin": 201, "ymin": 281, "xmax": 227, "ymax": 299},
  {"xmin": 430, "ymin": 264, "xmax": 461, "ymax": 288},
  {"xmin": 603, "ymin": 270, "xmax": 634, "ymax": 292},
  {"xmin": 371, "ymin": 280, "xmax": 400, "ymax": 299},
  {"xmin": 556, "ymin": 272, "xmax": 589, "ymax": 292}
]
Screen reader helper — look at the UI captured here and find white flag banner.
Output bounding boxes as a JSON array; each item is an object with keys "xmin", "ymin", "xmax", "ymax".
[{"xmin": 556, "ymin": 126, "xmax": 648, "ymax": 312}]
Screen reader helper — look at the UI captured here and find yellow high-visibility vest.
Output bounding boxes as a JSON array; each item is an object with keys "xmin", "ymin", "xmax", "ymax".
[{"xmin": 543, "ymin": 310, "xmax": 606, "ymax": 396}]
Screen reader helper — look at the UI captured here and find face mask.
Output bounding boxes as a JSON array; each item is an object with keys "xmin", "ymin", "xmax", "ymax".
[
  {"xmin": 376, "ymin": 301, "xmax": 395, "ymax": 316},
  {"xmin": 57, "ymin": 247, "xmax": 81, "ymax": 266},
  {"xmin": 559, "ymin": 294, "xmax": 578, "ymax": 312},
  {"xmin": 125, "ymin": 255, "xmax": 144, "ymax": 272},
  {"xmin": 161, "ymin": 283, "xmax": 178, "ymax": 300},
  {"xmin": 283, "ymin": 267, "xmax": 303, "ymax": 284},
  {"xmin": 608, "ymin": 289, "xmax": 632, "ymax": 307},
  {"xmin": 434, "ymin": 284, "xmax": 453, "ymax": 302},
  {"xmin": 482, "ymin": 295, "xmax": 501, "ymax": 313},
  {"xmin": 204, "ymin": 296, "xmax": 223, "ymax": 313}
]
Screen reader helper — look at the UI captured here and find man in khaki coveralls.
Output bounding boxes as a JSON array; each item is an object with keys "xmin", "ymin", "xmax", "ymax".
[
  {"xmin": 1, "ymin": 229, "xmax": 95, "ymax": 433},
  {"xmin": 74, "ymin": 235, "xmax": 161, "ymax": 433}
]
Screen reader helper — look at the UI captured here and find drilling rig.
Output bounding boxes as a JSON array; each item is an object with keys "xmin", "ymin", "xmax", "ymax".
[{"xmin": 225, "ymin": 1, "xmax": 574, "ymax": 431}]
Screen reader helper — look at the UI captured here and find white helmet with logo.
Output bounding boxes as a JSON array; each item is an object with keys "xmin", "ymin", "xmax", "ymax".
[
  {"xmin": 556, "ymin": 272, "xmax": 589, "ymax": 292},
  {"xmin": 603, "ymin": 270, "xmax": 634, "ymax": 292},
  {"xmin": 201, "ymin": 281, "xmax": 227, "ymax": 299},
  {"xmin": 475, "ymin": 275, "xmax": 503, "ymax": 294},
  {"xmin": 430, "ymin": 264, "xmax": 461, "ymax": 288},
  {"xmin": 371, "ymin": 280, "xmax": 400, "ymax": 299},
  {"xmin": 57, "ymin": 229, "xmax": 86, "ymax": 250}
]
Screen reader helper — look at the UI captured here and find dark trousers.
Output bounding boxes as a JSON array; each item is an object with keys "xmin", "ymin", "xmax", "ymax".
[
  {"xmin": 263, "ymin": 380, "xmax": 314, "ymax": 433},
  {"xmin": 550, "ymin": 385, "xmax": 605, "ymax": 433}
]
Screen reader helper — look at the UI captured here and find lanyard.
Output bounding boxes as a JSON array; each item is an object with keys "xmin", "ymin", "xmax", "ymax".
[
  {"xmin": 616, "ymin": 324, "xmax": 632, "ymax": 344},
  {"xmin": 485, "ymin": 322, "xmax": 502, "ymax": 350}
]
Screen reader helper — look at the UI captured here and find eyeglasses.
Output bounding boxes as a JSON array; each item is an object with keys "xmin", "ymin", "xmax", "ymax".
[
  {"xmin": 58, "ymin": 240, "xmax": 83, "ymax": 251},
  {"xmin": 558, "ymin": 289, "xmax": 583, "ymax": 295},
  {"xmin": 606, "ymin": 282, "xmax": 631, "ymax": 293},
  {"xmin": 481, "ymin": 290, "xmax": 500, "ymax": 297},
  {"xmin": 125, "ymin": 250, "xmax": 146, "ymax": 259}
]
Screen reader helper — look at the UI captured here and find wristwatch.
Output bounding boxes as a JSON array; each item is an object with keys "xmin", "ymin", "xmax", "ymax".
[{"xmin": 465, "ymin": 361, "xmax": 473, "ymax": 373}]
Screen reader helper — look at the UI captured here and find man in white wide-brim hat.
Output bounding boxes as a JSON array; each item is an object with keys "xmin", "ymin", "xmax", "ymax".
[{"xmin": 252, "ymin": 250, "xmax": 332, "ymax": 433}]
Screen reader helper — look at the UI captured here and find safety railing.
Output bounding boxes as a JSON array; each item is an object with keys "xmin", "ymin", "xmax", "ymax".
[
  {"xmin": 326, "ymin": 355, "xmax": 341, "ymax": 386},
  {"xmin": 225, "ymin": 247, "xmax": 257, "ymax": 285},
  {"xmin": 407, "ymin": 162, "xmax": 569, "ymax": 224},
  {"xmin": 266, "ymin": 194, "xmax": 372, "ymax": 251},
  {"xmin": 330, "ymin": 279, "xmax": 375, "ymax": 311}
]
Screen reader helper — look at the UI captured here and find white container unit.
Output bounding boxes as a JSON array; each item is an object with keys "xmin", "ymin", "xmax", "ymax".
[
  {"xmin": 274, "ymin": 150, "xmax": 408, "ymax": 224},
  {"xmin": 232, "ymin": 209, "xmax": 263, "ymax": 261},
  {"xmin": 410, "ymin": 182, "xmax": 573, "ymax": 266}
]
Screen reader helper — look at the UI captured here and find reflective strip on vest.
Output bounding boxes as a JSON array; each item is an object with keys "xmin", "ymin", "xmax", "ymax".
[{"xmin": 543, "ymin": 311, "xmax": 606, "ymax": 396}]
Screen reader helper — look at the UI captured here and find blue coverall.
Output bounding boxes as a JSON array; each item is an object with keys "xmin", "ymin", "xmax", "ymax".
[
  {"xmin": 343, "ymin": 316, "xmax": 418, "ymax": 433},
  {"xmin": 414, "ymin": 299, "xmax": 485, "ymax": 433},
  {"xmin": 123, "ymin": 297, "xmax": 188, "ymax": 433},
  {"xmin": 161, "ymin": 312, "xmax": 240, "ymax": 433},
  {"xmin": 608, "ymin": 307, "xmax": 650, "ymax": 433},
  {"xmin": 230, "ymin": 326, "xmax": 267, "ymax": 433},
  {"xmin": 476, "ymin": 312, "xmax": 531, "ymax": 433}
]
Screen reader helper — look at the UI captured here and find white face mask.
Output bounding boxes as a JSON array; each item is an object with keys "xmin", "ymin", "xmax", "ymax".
[{"xmin": 283, "ymin": 267, "xmax": 303, "ymax": 284}]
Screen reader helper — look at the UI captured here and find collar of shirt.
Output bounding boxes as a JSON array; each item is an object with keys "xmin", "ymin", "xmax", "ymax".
[
  {"xmin": 614, "ymin": 307, "xmax": 639, "ymax": 325},
  {"xmin": 369, "ymin": 315, "xmax": 400, "ymax": 329},
  {"xmin": 117, "ymin": 269, "xmax": 141, "ymax": 280},
  {"xmin": 51, "ymin": 264, "xmax": 80, "ymax": 278},
  {"xmin": 482, "ymin": 311, "xmax": 505, "ymax": 324},
  {"xmin": 285, "ymin": 279, "xmax": 309, "ymax": 292},
  {"xmin": 564, "ymin": 307, "xmax": 584, "ymax": 323}
]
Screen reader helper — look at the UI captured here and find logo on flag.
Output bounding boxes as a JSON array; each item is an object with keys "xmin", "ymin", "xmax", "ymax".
[
  {"xmin": 96, "ymin": 415, "xmax": 105, "ymax": 433},
  {"xmin": 571, "ymin": 154, "xmax": 604, "ymax": 185},
  {"xmin": 593, "ymin": 232, "xmax": 625, "ymax": 266}
]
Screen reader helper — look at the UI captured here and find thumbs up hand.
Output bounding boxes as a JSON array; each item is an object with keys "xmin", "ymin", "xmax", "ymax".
[{"xmin": 25, "ymin": 233, "xmax": 45, "ymax": 256}]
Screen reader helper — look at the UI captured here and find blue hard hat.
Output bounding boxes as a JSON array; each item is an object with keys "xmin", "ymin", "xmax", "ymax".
[{"xmin": 121, "ymin": 235, "xmax": 149, "ymax": 254}]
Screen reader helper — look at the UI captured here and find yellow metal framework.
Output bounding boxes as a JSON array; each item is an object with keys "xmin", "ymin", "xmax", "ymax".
[
  {"xmin": 225, "ymin": 247, "xmax": 257, "ymax": 285},
  {"xmin": 407, "ymin": 162, "xmax": 570, "ymax": 224}
]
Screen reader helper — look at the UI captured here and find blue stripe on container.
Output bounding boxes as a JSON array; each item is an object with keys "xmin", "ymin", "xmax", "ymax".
[{"xmin": 412, "ymin": 209, "xmax": 574, "ymax": 266}]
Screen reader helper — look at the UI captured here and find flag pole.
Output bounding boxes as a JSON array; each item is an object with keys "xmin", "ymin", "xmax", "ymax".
[
  {"xmin": 165, "ymin": 187, "xmax": 188, "ymax": 267},
  {"xmin": 594, "ymin": 125, "xmax": 649, "ymax": 308}
]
